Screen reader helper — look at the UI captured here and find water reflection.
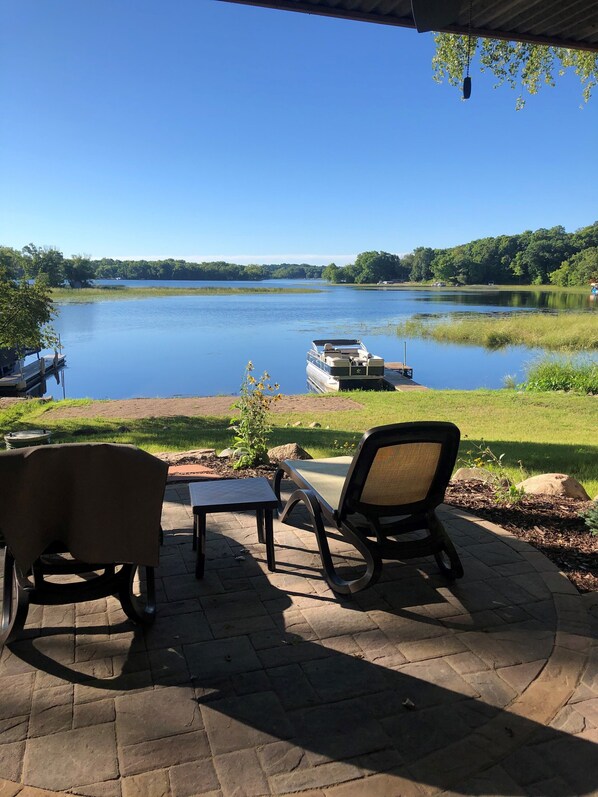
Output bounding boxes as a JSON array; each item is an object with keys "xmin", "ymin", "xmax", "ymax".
[
  {"xmin": 415, "ymin": 290, "xmax": 595, "ymax": 311},
  {"xmin": 48, "ymin": 282, "xmax": 596, "ymax": 399}
]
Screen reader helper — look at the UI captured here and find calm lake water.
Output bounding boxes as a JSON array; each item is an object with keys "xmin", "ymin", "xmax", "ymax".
[{"xmin": 45, "ymin": 281, "xmax": 596, "ymax": 399}]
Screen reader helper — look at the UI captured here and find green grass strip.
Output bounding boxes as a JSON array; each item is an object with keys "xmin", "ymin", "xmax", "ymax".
[
  {"xmin": 2, "ymin": 390, "xmax": 596, "ymax": 496},
  {"xmin": 397, "ymin": 312, "xmax": 598, "ymax": 351},
  {"xmin": 51, "ymin": 286, "xmax": 322, "ymax": 302}
]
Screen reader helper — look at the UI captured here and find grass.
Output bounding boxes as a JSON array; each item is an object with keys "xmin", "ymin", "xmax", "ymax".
[
  {"xmin": 523, "ymin": 357, "xmax": 598, "ymax": 395},
  {"xmin": 396, "ymin": 313, "xmax": 598, "ymax": 351},
  {"xmin": 51, "ymin": 286, "xmax": 322, "ymax": 302},
  {"xmin": 2, "ymin": 390, "xmax": 597, "ymax": 497}
]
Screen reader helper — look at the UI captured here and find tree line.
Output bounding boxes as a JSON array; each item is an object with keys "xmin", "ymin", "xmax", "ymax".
[
  {"xmin": 0, "ymin": 246, "xmax": 324, "ymax": 286},
  {"xmin": 322, "ymin": 222, "xmax": 598, "ymax": 287},
  {"xmin": 2, "ymin": 222, "xmax": 596, "ymax": 289}
]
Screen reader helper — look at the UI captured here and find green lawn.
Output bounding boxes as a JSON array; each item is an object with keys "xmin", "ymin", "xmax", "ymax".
[{"xmin": 2, "ymin": 390, "xmax": 597, "ymax": 496}]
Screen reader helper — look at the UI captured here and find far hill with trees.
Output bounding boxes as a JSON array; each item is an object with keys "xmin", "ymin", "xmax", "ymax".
[
  {"xmin": 0, "ymin": 247, "xmax": 324, "ymax": 285},
  {"xmin": 2, "ymin": 221, "xmax": 596, "ymax": 288},
  {"xmin": 323, "ymin": 222, "xmax": 598, "ymax": 287}
]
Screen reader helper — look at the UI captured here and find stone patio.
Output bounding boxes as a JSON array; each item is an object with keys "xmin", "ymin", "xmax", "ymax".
[{"xmin": 0, "ymin": 480, "xmax": 597, "ymax": 796}]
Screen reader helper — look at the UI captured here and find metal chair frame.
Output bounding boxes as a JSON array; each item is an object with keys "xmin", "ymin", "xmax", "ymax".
[
  {"xmin": 273, "ymin": 421, "xmax": 464, "ymax": 595},
  {"xmin": 1, "ymin": 542, "xmax": 156, "ymax": 646}
]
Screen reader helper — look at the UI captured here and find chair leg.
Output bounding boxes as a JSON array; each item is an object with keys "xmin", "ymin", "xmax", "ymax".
[
  {"xmin": 118, "ymin": 565, "xmax": 157, "ymax": 624},
  {"xmin": 288, "ymin": 488, "xmax": 381, "ymax": 595},
  {"xmin": 0, "ymin": 548, "xmax": 29, "ymax": 647},
  {"xmin": 272, "ymin": 468, "xmax": 285, "ymax": 514},
  {"xmin": 428, "ymin": 512, "xmax": 464, "ymax": 580}
]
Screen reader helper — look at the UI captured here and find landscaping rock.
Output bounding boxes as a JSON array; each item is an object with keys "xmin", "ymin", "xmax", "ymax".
[
  {"xmin": 308, "ymin": 422, "xmax": 321, "ymax": 428},
  {"xmin": 452, "ymin": 467, "xmax": 501, "ymax": 485},
  {"xmin": 516, "ymin": 473, "xmax": 590, "ymax": 501},
  {"xmin": 292, "ymin": 421, "xmax": 302, "ymax": 427},
  {"xmin": 267, "ymin": 443, "xmax": 313, "ymax": 463},
  {"xmin": 155, "ymin": 449, "xmax": 216, "ymax": 464},
  {"xmin": 218, "ymin": 448, "xmax": 237, "ymax": 459}
]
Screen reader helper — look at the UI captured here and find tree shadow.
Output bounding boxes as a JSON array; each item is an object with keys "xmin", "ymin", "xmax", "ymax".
[{"xmin": 3, "ymin": 523, "xmax": 597, "ymax": 796}]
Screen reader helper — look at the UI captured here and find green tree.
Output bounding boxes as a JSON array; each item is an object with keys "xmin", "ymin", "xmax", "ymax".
[
  {"xmin": 322, "ymin": 262, "xmax": 341, "ymax": 283},
  {"xmin": 0, "ymin": 273, "xmax": 57, "ymax": 356},
  {"xmin": 353, "ymin": 251, "xmax": 405, "ymax": 283},
  {"xmin": 64, "ymin": 254, "xmax": 95, "ymax": 288},
  {"xmin": 22, "ymin": 244, "xmax": 65, "ymax": 286},
  {"xmin": 409, "ymin": 247, "xmax": 435, "ymax": 281},
  {"xmin": 433, "ymin": 35, "xmax": 597, "ymax": 109},
  {"xmin": 549, "ymin": 247, "xmax": 598, "ymax": 286},
  {"xmin": 0, "ymin": 246, "xmax": 25, "ymax": 279}
]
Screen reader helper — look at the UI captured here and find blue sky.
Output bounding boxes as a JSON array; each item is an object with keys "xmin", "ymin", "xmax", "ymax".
[{"xmin": 1, "ymin": 0, "xmax": 597, "ymax": 266}]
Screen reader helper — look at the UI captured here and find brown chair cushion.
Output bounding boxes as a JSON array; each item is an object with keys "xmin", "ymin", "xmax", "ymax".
[{"xmin": 0, "ymin": 442, "xmax": 168, "ymax": 570}]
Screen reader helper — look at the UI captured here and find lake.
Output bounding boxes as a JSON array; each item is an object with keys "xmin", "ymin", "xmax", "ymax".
[{"xmin": 45, "ymin": 281, "xmax": 596, "ymax": 399}]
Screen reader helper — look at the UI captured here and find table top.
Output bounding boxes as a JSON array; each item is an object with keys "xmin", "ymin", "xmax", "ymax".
[{"xmin": 189, "ymin": 477, "xmax": 279, "ymax": 513}]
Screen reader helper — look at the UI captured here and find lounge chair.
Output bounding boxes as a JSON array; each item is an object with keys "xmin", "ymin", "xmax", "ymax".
[
  {"xmin": 0, "ymin": 442, "xmax": 168, "ymax": 646},
  {"xmin": 272, "ymin": 421, "xmax": 463, "ymax": 594}
]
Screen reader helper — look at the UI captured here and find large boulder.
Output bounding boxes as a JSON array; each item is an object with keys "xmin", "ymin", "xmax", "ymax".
[
  {"xmin": 452, "ymin": 467, "xmax": 501, "ymax": 485},
  {"xmin": 267, "ymin": 443, "xmax": 312, "ymax": 463},
  {"xmin": 516, "ymin": 473, "xmax": 590, "ymax": 501}
]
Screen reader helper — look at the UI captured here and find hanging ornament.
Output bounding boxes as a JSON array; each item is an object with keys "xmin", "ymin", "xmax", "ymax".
[{"xmin": 463, "ymin": 0, "xmax": 473, "ymax": 100}]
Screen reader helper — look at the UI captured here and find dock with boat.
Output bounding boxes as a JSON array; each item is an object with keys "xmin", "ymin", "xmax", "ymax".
[
  {"xmin": 306, "ymin": 338, "xmax": 428, "ymax": 393},
  {"xmin": 0, "ymin": 352, "xmax": 66, "ymax": 397}
]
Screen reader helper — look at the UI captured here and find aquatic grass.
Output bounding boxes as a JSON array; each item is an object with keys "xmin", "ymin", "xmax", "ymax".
[
  {"xmin": 523, "ymin": 357, "xmax": 598, "ymax": 395},
  {"xmin": 51, "ymin": 286, "xmax": 322, "ymax": 302},
  {"xmin": 4, "ymin": 390, "xmax": 596, "ymax": 496},
  {"xmin": 396, "ymin": 312, "xmax": 598, "ymax": 351}
]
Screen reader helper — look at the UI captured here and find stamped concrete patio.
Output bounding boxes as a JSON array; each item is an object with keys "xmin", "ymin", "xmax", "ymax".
[{"xmin": 0, "ymin": 480, "xmax": 597, "ymax": 797}]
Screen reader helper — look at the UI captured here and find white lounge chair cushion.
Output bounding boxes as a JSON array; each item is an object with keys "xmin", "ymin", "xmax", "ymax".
[{"xmin": 289, "ymin": 456, "xmax": 352, "ymax": 510}]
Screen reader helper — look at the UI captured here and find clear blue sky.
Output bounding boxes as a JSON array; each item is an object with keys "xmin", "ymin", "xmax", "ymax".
[{"xmin": 1, "ymin": 0, "xmax": 597, "ymax": 265}]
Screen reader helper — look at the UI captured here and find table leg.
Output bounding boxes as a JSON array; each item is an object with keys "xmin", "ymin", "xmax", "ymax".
[
  {"xmin": 256, "ymin": 509, "xmax": 265, "ymax": 544},
  {"xmin": 265, "ymin": 509, "xmax": 275, "ymax": 572},
  {"xmin": 194, "ymin": 512, "xmax": 207, "ymax": 579}
]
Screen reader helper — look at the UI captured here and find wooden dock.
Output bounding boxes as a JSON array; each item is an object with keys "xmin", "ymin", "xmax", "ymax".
[
  {"xmin": 383, "ymin": 363, "xmax": 428, "ymax": 392},
  {"xmin": 0, "ymin": 354, "xmax": 66, "ymax": 396}
]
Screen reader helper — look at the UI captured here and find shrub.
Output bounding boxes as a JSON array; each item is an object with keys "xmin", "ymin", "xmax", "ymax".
[
  {"xmin": 229, "ymin": 361, "xmax": 280, "ymax": 469},
  {"xmin": 523, "ymin": 357, "xmax": 598, "ymax": 395},
  {"xmin": 580, "ymin": 501, "xmax": 598, "ymax": 536}
]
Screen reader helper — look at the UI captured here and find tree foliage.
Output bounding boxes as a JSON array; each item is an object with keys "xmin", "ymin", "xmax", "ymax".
[
  {"xmin": 22, "ymin": 243, "xmax": 65, "ymax": 287},
  {"xmin": 433, "ymin": 34, "xmax": 598, "ymax": 109},
  {"xmin": 549, "ymin": 247, "xmax": 598, "ymax": 286},
  {"xmin": 0, "ymin": 272, "xmax": 57, "ymax": 355},
  {"xmin": 63, "ymin": 254, "xmax": 95, "ymax": 288},
  {"xmin": 323, "ymin": 251, "xmax": 408, "ymax": 284},
  {"xmin": 322, "ymin": 222, "xmax": 598, "ymax": 287}
]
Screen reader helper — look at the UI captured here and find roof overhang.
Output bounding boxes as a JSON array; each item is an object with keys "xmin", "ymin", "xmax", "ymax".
[{"xmin": 218, "ymin": 0, "xmax": 598, "ymax": 53}]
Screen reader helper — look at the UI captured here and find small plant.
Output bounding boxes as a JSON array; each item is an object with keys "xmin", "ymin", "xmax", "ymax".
[
  {"xmin": 580, "ymin": 501, "xmax": 598, "ymax": 536},
  {"xmin": 459, "ymin": 440, "xmax": 527, "ymax": 504},
  {"xmin": 229, "ymin": 361, "xmax": 280, "ymax": 469},
  {"xmin": 332, "ymin": 435, "xmax": 360, "ymax": 454}
]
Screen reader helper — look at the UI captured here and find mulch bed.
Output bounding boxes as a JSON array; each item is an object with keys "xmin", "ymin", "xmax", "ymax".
[
  {"xmin": 444, "ymin": 481, "xmax": 597, "ymax": 593},
  {"xmin": 174, "ymin": 454, "xmax": 597, "ymax": 594}
]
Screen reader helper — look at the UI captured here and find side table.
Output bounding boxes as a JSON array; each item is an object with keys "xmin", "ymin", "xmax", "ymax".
[{"xmin": 188, "ymin": 477, "xmax": 279, "ymax": 579}]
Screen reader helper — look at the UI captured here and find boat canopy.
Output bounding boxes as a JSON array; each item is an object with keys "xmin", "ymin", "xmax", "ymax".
[{"xmin": 311, "ymin": 339, "xmax": 365, "ymax": 350}]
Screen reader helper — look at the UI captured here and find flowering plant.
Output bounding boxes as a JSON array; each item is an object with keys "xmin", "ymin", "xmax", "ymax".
[{"xmin": 229, "ymin": 361, "xmax": 281, "ymax": 469}]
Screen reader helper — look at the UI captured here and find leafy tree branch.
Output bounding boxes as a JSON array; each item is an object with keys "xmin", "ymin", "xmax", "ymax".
[{"xmin": 433, "ymin": 34, "xmax": 598, "ymax": 109}]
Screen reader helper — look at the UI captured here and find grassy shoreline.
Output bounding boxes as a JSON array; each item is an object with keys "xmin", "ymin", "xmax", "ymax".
[
  {"xmin": 397, "ymin": 313, "xmax": 598, "ymax": 351},
  {"xmin": 353, "ymin": 283, "xmax": 589, "ymax": 294},
  {"xmin": 2, "ymin": 390, "xmax": 596, "ymax": 496},
  {"xmin": 52, "ymin": 286, "xmax": 322, "ymax": 302}
]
